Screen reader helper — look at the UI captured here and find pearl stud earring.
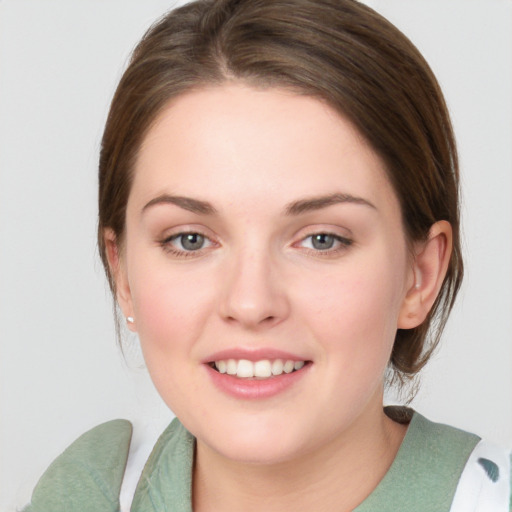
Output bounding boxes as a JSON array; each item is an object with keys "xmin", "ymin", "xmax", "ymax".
[{"xmin": 126, "ymin": 316, "xmax": 134, "ymax": 324}]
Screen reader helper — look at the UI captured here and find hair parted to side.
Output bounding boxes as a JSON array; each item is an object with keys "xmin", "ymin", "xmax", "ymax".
[{"xmin": 98, "ymin": 0, "xmax": 462, "ymax": 387}]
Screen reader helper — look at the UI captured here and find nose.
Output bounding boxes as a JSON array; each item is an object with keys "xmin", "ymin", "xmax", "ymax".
[{"xmin": 219, "ymin": 247, "xmax": 290, "ymax": 330}]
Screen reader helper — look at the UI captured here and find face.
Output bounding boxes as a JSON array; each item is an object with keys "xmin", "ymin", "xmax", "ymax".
[{"xmin": 115, "ymin": 84, "xmax": 415, "ymax": 465}]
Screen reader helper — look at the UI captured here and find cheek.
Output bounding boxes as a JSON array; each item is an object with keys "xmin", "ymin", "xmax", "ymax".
[
  {"xmin": 128, "ymin": 261, "xmax": 215, "ymax": 360},
  {"xmin": 128, "ymin": 265, "xmax": 217, "ymax": 412},
  {"xmin": 297, "ymin": 251, "xmax": 407, "ymax": 365}
]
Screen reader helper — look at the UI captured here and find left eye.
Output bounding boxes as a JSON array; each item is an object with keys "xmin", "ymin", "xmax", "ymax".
[
  {"xmin": 169, "ymin": 233, "xmax": 211, "ymax": 251},
  {"xmin": 299, "ymin": 233, "xmax": 351, "ymax": 251}
]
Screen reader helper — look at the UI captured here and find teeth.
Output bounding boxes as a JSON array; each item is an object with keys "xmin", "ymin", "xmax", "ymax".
[
  {"xmin": 271, "ymin": 359, "xmax": 284, "ymax": 375},
  {"xmin": 213, "ymin": 358, "xmax": 306, "ymax": 379},
  {"xmin": 237, "ymin": 359, "xmax": 254, "ymax": 378},
  {"xmin": 226, "ymin": 359, "xmax": 237, "ymax": 375},
  {"xmin": 283, "ymin": 360, "xmax": 295, "ymax": 374},
  {"xmin": 254, "ymin": 360, "xmax": 272, "ymax": 378},
  {"xmin": 216, "ymin": 360, "xmax": 227, "ymax": 374}
]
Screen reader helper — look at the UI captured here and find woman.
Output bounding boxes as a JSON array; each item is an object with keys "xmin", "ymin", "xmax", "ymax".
[{"xmin": 24, "ymin": 0, "xmax": 511, "ymax": 510}]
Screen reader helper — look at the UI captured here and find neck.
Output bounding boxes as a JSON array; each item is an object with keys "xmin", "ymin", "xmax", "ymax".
[{"xmin": 193, "ymin": 404, "xmax": 407, "ymax": 512}]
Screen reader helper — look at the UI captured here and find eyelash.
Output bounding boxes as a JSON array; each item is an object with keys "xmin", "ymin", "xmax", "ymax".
[
  {"xmin": 159, "ymin": 231, "xmax": 215, "ymax": 258},
  {"xmin": 159, "ymin": 231, "xmax": 353, "ymax": 258},
  {"xmin": 295, "ymin": 232, "xmax": 353, "ymax": 257}
]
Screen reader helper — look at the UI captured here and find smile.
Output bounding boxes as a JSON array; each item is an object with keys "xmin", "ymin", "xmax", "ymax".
[{"xmin": 211, "ymin": 359, "xmax": 306, "ymax": 379}]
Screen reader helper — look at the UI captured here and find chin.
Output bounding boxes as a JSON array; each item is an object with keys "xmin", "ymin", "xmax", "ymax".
[
  {"xmin": 211, "ymin": 436, "xmax": 304, "ymax": 465},
  {"xmin": 193, "ymin": 413, "xmax": 315, "ymax": 465}
]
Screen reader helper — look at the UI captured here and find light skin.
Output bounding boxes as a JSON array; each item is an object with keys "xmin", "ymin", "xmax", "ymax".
[{"xmin": 105, "ymin": 83, "xmax": 452, "ymax": 511}]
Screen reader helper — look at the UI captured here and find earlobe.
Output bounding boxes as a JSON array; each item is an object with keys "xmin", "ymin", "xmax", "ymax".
[
  {"xmin": 104, "ymin": 229, "xmax": 137, "ymax": 332},
  {"xmin": 398, "ymin": 221, "xmax": 453, "ymax": 329}
]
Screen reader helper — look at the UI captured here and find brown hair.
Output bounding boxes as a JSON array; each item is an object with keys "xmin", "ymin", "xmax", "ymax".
[{"xmin": 98, "ymin": 0, "xmax": 462, "ymax": 385}]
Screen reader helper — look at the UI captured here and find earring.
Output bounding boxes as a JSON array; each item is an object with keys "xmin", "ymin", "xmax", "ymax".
[{"xmin": 126, "ymin": 316, "xmax": 134, "ymax": 324}]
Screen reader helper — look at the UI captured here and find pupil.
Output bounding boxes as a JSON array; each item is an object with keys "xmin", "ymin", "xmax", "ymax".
[
  {"xmin": 182, "ymin": 233, "xmax": 204, "ymax": 250},
  {"xmin": 312, "ymin": 234, "xmax": 334, "ymax": 250}
]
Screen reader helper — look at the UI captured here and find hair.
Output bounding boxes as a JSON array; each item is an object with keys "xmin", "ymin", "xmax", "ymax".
[{"xmin": 98, "ymin": 0, "xmax": 462, "ymax": 387}]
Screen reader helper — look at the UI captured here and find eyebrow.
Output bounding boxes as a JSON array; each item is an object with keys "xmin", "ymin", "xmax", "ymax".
[
  {"xmin": 284, "ymin": 193, "xmax": 376, "ymax": 215},
  {"xmin": 142, "ymin": 195, "xmax": 218, "ymax": 215},
  {"xmin": 142, "ymin": 192, "xmax": 375, "ymax": 217}
]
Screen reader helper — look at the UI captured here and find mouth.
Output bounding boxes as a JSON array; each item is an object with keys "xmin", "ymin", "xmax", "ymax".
[{"xmin": 208, "ymin": 358, "xmax": 310, "ymax": 379}]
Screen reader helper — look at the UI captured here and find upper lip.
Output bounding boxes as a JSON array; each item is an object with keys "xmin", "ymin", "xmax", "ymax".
[{"xmin": 203, "ymin": 347, "xmax": 309, "ymax": 363}]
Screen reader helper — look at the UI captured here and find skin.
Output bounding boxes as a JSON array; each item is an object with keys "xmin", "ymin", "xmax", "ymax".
[{"xmin": 106, "ymin": 83, "xmax": 452, "ymax": 511}]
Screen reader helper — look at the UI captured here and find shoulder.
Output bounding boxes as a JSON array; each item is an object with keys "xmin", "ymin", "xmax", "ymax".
[
  {"xmin": 393, "ymin": 408, "xmax": 511, "ymax": 511},
  {"xmin": 130, "ymin": 417, "xmax": 195, "ymax": 511},
  {"xmin": 386, "ymin": 406, "xmax": 482, "ymax": 465},
  {"xmin": 451, "ymin": 439, "xmax": 512, "ymax": 512},
  {"xmin": 24, "ymin": 419, "xmax": 132, "ymax": 512}
]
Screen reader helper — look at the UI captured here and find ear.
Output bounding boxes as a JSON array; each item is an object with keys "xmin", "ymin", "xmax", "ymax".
[
  {"xmin": 104, "ymin": 228, "xmax": 137, "ymax": 332},
  {"xmin": 398, "ymin": 220, "xmax": 453, "ymax": 329}
]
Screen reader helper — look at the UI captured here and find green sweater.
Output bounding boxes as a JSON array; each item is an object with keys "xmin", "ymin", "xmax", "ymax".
[{"xmin": 23, "ymin": 411, "xmax": 507, "ymax": 511}]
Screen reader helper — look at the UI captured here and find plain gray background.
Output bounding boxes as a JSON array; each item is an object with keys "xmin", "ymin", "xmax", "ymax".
[{"xmin": 1, "ymin": 0, "xmax": 511, "ymax": 509}]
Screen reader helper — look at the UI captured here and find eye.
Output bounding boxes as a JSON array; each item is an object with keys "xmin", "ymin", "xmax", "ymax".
[
  {"xmin": 309, "ymin": 233, "xmax": 336, "ymax": 250},
  {"xmin": 298, "ymin": 232, "xmax": 352, "ymax": 253},
  {"xmin": 161, "ymin": 231, "xmax": 214, "ymax": 256},
  {"xmin": 174, "ymin": 233, "xmax": 207, "ymax": 251}
]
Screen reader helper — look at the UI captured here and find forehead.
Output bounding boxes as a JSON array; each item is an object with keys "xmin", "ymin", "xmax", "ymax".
[{"xmin": 131, "ymin": 84, "xmax": 399, "ymax": 216}]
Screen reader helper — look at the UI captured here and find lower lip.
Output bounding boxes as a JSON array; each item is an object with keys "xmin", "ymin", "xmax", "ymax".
[{"xmin": 206, "ymin": 364, "xmax": 311, "ymax": 399}]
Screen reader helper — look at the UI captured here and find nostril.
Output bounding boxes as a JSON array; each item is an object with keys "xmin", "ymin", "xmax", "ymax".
[{"xmin": 224, "ymin": 313, "xmax": 277, "ymax": 326}]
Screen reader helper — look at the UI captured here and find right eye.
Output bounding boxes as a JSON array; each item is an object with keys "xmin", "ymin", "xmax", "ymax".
[
  {"xmin": 161, "ymin": 232, "xmax": 214, "ymax": 257},
  {"xmin": 173, "ymin": 233, "xmax": 207, "ymax": 251}
]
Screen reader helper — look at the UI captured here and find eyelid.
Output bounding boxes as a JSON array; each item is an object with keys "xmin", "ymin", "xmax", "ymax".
[
  {"xmin": 156, "ymin": 224, "xmax": 353, "ymax": 258},
  {"xmin": 158, "ymin": 226, "xmax": 219, "ymax": 257},
  {"xmin": 292, "ymin": 224, "xmax": 352, "ymax": 242},
  {"xmin": 297, "ymin": 233, "xmax": 352, "ymax": 248},
  {"xmin": 167, "ymin": 232, "xmax": 214, "ymax": 247},
  {"xmin": 291, "ymin": 227, "xmax": 354, "ymax": 257},
  {"xmin": 158, "ymin": 224, "xmax": 216, "ymax": 242}
]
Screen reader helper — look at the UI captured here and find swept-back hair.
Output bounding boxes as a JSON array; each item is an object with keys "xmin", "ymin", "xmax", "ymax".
[{"xmin": 98, "ymin": 0, "xmax": 462, "ymax": 385}]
